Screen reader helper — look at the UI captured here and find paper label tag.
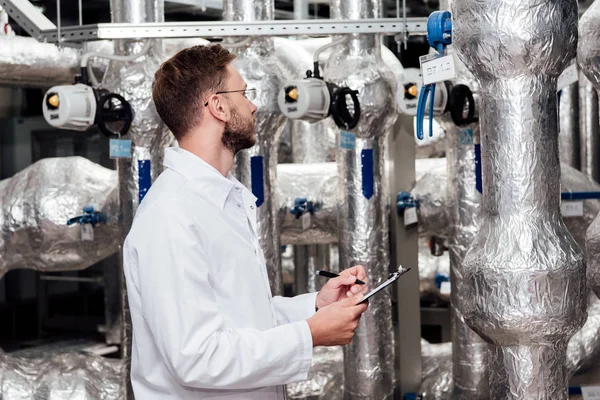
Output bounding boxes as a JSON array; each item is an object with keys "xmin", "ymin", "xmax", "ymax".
[
  {"xmin": 440, "ymin": 281, "xmax": 451, "ymax": 295},
  {"xmin": 582, "ymin": 386, "xmax": 600, "ymax": 399},
  {"xmin": 421, "ymin": 54, "xmax": 456, "ymax": 85},
  {"xmin": 340, "ymin": 130, "xmax": 356, "ymax": 150},
  {"xmin": 459, "ymin": 128, "xmax": 474, "ymax": 145},
  {"xmin": 301, "ymin": 212, "xmax": 311, "ymax": 231},
  {"xmin": 81, "ymin": 224, "xmax": 94, "ymax": 241},
  {"xmin": 557, "ymin": 63, "xmax": 578, "ymax": 91},
  {"xmin": 109, "ymin": 139, "xmax": 132, "ymax": 159},
  {"xmin": 561, "ymin": 201, "xmax": 584, "ymax": 217},
  {"xmin": 404, "ymin": 207, "xmax": 418, "ymax": 226}
]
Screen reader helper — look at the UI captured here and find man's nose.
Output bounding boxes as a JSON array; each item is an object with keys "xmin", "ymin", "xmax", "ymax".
[{"xmin": 250, "ymin": 101, "xmax": 258, "ymax": 114}]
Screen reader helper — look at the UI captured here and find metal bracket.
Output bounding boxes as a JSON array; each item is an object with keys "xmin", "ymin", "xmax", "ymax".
[
  {"xmin": 38, "ymin": 18, "xmax": 428, "ymax": 43},
  {"xmin": 1, "ymin": 0, "xmax": 56, "ymax": 39}
]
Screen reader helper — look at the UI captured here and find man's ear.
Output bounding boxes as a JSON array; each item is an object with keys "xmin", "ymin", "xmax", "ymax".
[{"xmin": 206, "ymin": 95, "xmax": 229, "ymax": 123}]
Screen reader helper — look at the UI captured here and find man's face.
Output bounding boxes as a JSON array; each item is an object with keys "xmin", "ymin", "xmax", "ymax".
[{"xmin": 221, "ymin": 64, "xmax": 258, "ymax": 154}]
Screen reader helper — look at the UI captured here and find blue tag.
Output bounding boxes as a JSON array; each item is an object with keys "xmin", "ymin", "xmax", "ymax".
[
  {"xmin": 340, "ymin": 130, "xmax": 356, "ymax": 150},
  {"xmin": 474, "ymin": 144, "xmax": 482, "ymax": 194},
  {"xmin": 138, "ymin": 160, "xmax": 151, "ymax": 204},
  {"xmin": 250, "ymin": 156, "xmax": 264, "ymax": 207},
  {"xmin": 459, "ymin": 128, "xmax": 473, "ymax": 145},
  {"xmin": 109, "ymin": 139, "xmax": 132, "ymax": 159},
  {"xmin": 361, "ymin": 149, "xmax": 374, "ymax": 200}
]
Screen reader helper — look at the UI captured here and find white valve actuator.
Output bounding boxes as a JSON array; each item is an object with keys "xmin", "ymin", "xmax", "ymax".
[
  {"xmin": 278, "ymin": 78, "xmax": 331, "ymax": 123},
  {"xmin": 42, "ymin": 84, "xmax": 97, "ymax": 131}
]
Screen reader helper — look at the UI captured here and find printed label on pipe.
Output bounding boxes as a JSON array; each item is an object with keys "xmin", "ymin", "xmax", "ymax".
[
  {"xmin": 361, "ymin": 149, "xmax": 374, "ymax": 200},
  {"xmin": 561, "ymin": 201, "xmax": 584, "ymax": 217},
  {"xmin": 250, "ymin": 156, "xmax": 264, "ymax": 207},
  {"xmin": 340, "ymin": 130, "xmax": 356, "ymax": 150},
  {"xmin": 420, "ymin": 54, "xmax": 456, "ymax": 85},
  {"xmin": 138, "ymin": 160, "xmax": 151, "ymax": 204},
  {"xmin": 459, "ymin": 128, "xmax": 473, "ymax": 145},
  {"xmin": 109, "ymin": 139, "xmax": 132, "ymax": 159},
  {"xmin": 581, "ymin": 386, "xmax": 600, "ymax": 399}
]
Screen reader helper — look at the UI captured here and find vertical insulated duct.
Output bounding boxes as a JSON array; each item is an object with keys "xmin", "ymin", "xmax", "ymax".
[
  {"xmin": 102, "ymin": 0, "xmax": 171, "ymax": 397},
  {"xmin": 274, "ymin": 36, "xmax": 337, "ymax": 295},
  {"xmin": 224, "ymin": 0, "xmax": 287, "ymax": 295},
  {"xmin": 453, "ymin": 0, "xmax": 587, "ymax": 399},
  {"xmin": 438, "ymin": 116, "xmax": 488, "ymax": 399},
  {"xmin": 578, "ymin": 71, "xmax": 600, "ymax": 181},
  {"xmin": 434, "ymin": 0, "xmax": 490, "ymax": 389},
  {"xmin": 579, "ymin": 0, "xmax": 600, "ymax": 304},
  {"xmin": 325, "ymin": 0, "xmax": 397, "ymax": 398}
]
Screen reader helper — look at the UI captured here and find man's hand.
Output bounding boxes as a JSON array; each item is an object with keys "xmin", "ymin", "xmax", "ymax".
[
  {"xmin": 315, "ymin": 265, "xmax": 368, "ymax": 309},
  {"xmin": 307, "ymin": 294, "xmax": 368, "ymax": 347}
]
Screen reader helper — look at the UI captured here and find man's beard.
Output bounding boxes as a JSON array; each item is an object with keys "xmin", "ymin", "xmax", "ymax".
[{"xmin": 222, "ymin": 109, "xmax": 256, "ymax": 154}]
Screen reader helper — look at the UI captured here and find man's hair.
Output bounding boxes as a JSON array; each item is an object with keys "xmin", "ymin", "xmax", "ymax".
[{"xmin": 152, "ymin": 44, "xmax": 236, "ymax": 141}]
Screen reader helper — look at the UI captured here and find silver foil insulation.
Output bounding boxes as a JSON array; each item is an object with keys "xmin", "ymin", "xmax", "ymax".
[
  {"xmin": 0, "ymin": 350, "xmax": 124, "ymax": 400},
  {"xmin": 452, "ymin": 0, "xmax": 586, "ymax": 398},
  {"xmin": 324, "ymin": 0, "xmax": 397, "ymax": 397},
  {"xmin": 0, "ymin": 157, "xmax": 119, "ymax": 277}
]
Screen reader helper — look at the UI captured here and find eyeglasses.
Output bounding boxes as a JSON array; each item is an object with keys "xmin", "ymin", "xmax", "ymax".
[{"xmin": 204, "ymin": 88, "xmax": 257, "ymax": 106}]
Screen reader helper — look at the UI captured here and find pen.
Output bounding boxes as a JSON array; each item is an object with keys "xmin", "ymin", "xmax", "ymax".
[{"xmin": 316, "ymin": 270, "xmax": 366, "ymax": 285}]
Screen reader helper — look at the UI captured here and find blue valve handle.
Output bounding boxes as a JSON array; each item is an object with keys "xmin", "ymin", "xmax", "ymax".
[
  {"xmin": 416, "ymin": 10, "xmax": 453, "ymax": 141},
  {"xmin": 396, "ymin": 191, "xmax": 417, "ymax": 215},
  {"xmin": 416, "ymin": 83, "xmax": 436, "ymax": 140},
  {"xmin": 67, "ymin": 205, "xmax": 107, "ymax": 227},
  {"xmin": 290, "ymin": 197, "xmax": 315, "ymax": 219}
]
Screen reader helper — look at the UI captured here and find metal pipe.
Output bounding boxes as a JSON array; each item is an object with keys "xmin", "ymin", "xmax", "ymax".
[
  {"xmin": 272, "ymin": 36, "xmax": 336, "ymax": 296},
  {"xmin": 559, "ymin": 82, "xmax": 581, "ymax": 169},
  {"xmin": 223, "ymin": 0, "xmax": 287, "ymax": 295},
  {"xmin": 293, "ymin": 0, "xmax": 309, "ymax": 20},
  {"xmin": 0, "ymin": 157, "xmax": 120, "ymax": 278},
  {"xmin": 578, "ymin": 71, "xmax": 600, "ymax": 181},
  {"xmin": 453, "ymin": 0, "xmax": 586, "ymax": 398},
  {"xmin": 437, "ymin": 115, "xmax": 488, "ymax": 399},
  {"xmin": 326, "ymin": 0, "xmax": 397, "ymax": 397}
]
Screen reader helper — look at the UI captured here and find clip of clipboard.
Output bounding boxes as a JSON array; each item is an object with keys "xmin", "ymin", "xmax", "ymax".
[{"xmin": 358, "ymin": 266, "xmax": 411, "ymax": 305}]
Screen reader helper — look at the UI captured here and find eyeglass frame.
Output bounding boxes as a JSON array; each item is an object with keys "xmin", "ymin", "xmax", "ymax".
[{"xmin": 204, "ymin": 88, "xmax": 257, "ymax": 107}]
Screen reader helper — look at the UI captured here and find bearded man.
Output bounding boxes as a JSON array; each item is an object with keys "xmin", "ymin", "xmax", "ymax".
[{"xmin": 122, "ymin": 44, "xmax": 369, "ymax": 399}]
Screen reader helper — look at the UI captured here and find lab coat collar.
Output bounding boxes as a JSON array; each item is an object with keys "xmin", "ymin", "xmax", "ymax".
[{"xmin": 163, "ymin": 147, "xmax": 238, "ymax": 210}]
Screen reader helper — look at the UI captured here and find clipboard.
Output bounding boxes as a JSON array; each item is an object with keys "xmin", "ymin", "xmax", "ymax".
[{"xmin": 358, "ymin": 267, "xmax": 411, "ymax": 305}]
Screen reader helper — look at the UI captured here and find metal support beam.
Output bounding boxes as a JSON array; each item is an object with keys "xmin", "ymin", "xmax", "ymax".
[
  {"xmin": 1, "ymin": 0, "xmax": 56, "ymax": 39},
  {"xmin": 388, "ymin": 114, "xmax": 422, "ymax": 397},
  {"xmin": 37, "ymin": 18, "xmax": 427, "ymax": 43}
]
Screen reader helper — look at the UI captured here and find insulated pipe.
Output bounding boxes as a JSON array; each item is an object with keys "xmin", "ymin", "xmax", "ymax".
[
  {"xmin": 559, "ymin": 81, "xmax": 581, "ymax": 169},
  {"xmin": 223, "ymin": 0, "xmax": 287, "ymax": 296},
  {"xmin": 0, "ymin": 36, "xmax": 208, "ymax": 89},
  {"xmin": 433, "ymin": 1, "xmax": 490, "ymax": 390},
  {"xmin": 578, "ymin": 71, "xmax": 600, "ymax": 181},
  {"xmin": 453, "ymin": 0, "xmax": 586, "ymax": 398},
  {"xmin": 272, "ymin": 37, "xmax": 336, "ymax": 295},
  {"xmin": 103, "ymin": 0, "xmax": 170, "ymax": 397},
  {"xmin": 579, "ymin": 0, "xmax": 600, "ymax": 307},
  {"xmin": 438, "ymin": 115, "xmax": 488, "ymax": 399},
  {"xmin": 325, "ymin": 0, "xmax": 397, "ymax": 398}
]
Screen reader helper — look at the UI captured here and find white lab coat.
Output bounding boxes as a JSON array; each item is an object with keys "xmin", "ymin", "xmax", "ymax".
[{"xmin": 123, "ymin": 147, "xmax": 316, "ymax": 399}]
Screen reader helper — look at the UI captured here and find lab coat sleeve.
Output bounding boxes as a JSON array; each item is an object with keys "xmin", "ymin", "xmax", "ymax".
[
  {"xmin": 271, "ymin": 292, "xmax": 318, "ymax": 325},
  {"xmin": 133, "ymin": 200, "xmax": 313, "ymax": 390}
]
